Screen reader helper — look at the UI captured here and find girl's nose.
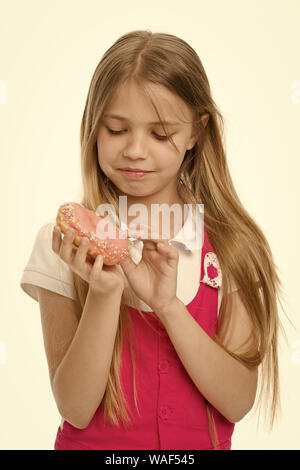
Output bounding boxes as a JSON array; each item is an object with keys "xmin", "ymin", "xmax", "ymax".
[{"xmin": 124, "ymin": 133, "xmax": 147, "ymax": 158}]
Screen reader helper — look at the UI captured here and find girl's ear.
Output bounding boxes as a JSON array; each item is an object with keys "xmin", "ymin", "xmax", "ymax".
[
  {"xmin": 200, "ymin": 112, "xmax": 210, "ymax": 128},
  {"xmin": 187, "ymin": 113, "xmax": 210, "ymax": 150}
]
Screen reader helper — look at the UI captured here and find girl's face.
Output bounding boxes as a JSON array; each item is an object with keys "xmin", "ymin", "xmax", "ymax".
[{"xmin": 96, "ymin": 80, "xmax": 204, "ymax": 207}]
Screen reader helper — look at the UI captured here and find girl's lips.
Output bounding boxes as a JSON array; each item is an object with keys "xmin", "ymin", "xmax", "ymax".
[{"xmin": 119, "ymin": 169, "xmax": 154, "ymax": 179}]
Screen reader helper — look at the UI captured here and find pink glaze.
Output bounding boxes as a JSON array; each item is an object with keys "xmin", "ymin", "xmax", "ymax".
[{"xmin": 58, "ymin": 202, "xmax": 129, "ymax": 264}]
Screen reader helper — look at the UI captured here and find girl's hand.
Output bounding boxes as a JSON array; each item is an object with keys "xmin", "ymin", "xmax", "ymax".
[
  {"xmin": 119, "ymin": 233, "xmax": 179, "ymax": 317},
  {"xmin": 52, "ymin": 226, "xmax": 125, "ymax": 296}
]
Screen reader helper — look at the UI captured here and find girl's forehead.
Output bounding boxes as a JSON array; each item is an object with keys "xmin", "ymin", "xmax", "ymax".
[{"xmin": 104, "ymin": 81, "xmax": 194, "ymax": 127}]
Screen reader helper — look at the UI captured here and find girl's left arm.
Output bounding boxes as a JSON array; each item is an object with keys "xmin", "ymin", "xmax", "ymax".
[{"xmin": 157, "ymin": 292, "xmax": 258, "ymax": 424}]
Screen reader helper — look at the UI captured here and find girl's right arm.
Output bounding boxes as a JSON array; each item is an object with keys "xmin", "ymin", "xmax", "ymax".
[{"xmin": 36, "ymin": 226, "xmax": 125, "ymax": 430}]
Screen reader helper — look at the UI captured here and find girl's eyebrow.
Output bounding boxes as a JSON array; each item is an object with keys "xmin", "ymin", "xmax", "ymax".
[{"xmin": 103, "ymin": 114, "xmax": 181, "ymax": 126}]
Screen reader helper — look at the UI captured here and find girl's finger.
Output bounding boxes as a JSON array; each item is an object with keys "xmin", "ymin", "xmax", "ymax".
[
  {"xmin": 119, "ymin": 252, "xmax": 138, "ymax": 276},
  {"xmin": 157, "ymin": 241, "xmax": 179, "ymax": 260},
  {"xmin": 141, "ymin": 239, "xmax": 157, "ymax": 251},
  {"xmin": 72, "ymin": 237, "xmax": 90, "ymax": 269},
  {"xmin": 52, "ymin": 226, "xmax": 61, "ymax": 253},
  {"xmin": 60, "ymin": 229, "xmax": 76, "ymax": 262},
  {"xmin": 157, "ymin": 242, "xmax": 166, "ymax": 250},
  {"xmin": 157, "ymin": 241, "xmax": 170, "ymax": 252},
  {"xmin": 138, "ymin": 234, "xmax": 170, "ymax": 244},
  {"xmin": 90, "ymin": 254, "xmax": 104, "ymax": 279}
]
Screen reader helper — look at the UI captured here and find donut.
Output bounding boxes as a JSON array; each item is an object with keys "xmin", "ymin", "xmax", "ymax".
[{"xmin": 56, "ymin": 202, "xmax": 129, "ymax": 265}]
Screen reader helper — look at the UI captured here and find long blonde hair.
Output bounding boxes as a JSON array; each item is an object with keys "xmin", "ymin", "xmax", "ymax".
[{"xmin": 72, "ymin": 30, "xmax": 292, "ymax": 449}]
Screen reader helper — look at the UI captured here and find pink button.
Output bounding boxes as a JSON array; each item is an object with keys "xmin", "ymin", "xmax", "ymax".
[
  {"xmin": 159, "ymin": 406, "xmax": 171, "ymax": 420},
  {"xmin": 158, "ymin": 360, "xmax": 170, "ymax": 373}
]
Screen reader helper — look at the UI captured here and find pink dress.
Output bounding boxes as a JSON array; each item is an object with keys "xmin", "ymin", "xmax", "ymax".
[{"xmin": 54, "ymin": 225, "xmax": 235, "ymax": 450}]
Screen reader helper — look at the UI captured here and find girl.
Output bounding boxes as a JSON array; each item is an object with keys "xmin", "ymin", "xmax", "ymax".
[{"xmin": 20, "ymin": 30, "xmax": 289, "ymax": 450}]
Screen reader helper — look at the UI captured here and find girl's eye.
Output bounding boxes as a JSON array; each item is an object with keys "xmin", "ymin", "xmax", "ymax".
[
  {"xmin": 154, "ymin": 133, "xmax": 168, "ymax": 141},
  {"xmin": 106, "ymin": 128, "xmax": 168, "ymax": 141}
]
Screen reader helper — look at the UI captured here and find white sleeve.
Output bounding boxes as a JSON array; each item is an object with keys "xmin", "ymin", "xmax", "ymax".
[{"xmin": 19, "ymin": 221, "xmax": 77, "ymax": 303}]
